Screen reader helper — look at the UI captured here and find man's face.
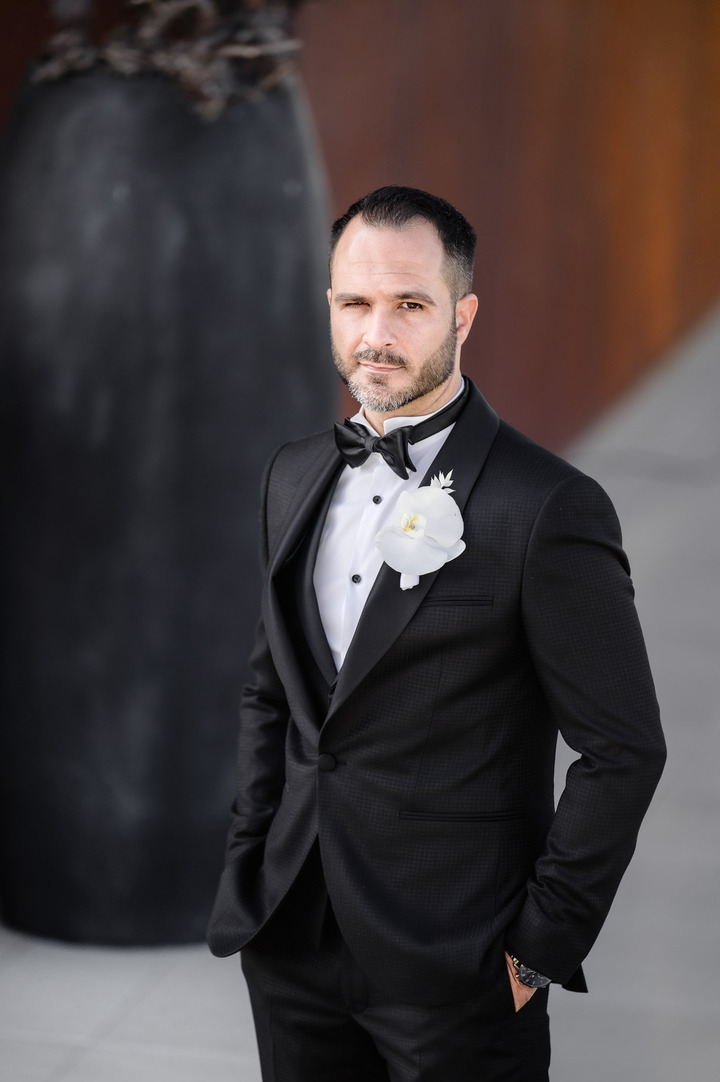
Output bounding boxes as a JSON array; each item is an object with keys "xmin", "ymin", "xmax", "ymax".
[{"xmin": 328, "ymin": 218, "xmax": 476, "ymax": 416}]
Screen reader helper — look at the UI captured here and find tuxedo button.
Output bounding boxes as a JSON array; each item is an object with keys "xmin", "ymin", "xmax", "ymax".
[
  {"xmin": 372, "ymin": 495, "xmax": 382, "ymax": 504},
  {"xmin": 317, "ymin": 753, "xmax": 337, "ymax": 772},
  {"xmin": 351, "ymin": 574, "xmax": 361, "ymax": 584}
]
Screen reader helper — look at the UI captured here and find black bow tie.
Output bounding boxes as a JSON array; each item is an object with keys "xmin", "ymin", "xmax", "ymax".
[{"xmin": 334, "ymin": 379, "xmax": 469, "ymax": 479}]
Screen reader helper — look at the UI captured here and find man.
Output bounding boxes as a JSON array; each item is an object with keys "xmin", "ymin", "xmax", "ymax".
[{"xmin": 208, "ymin": 186, "xmax": 666, "ymax": 1081}]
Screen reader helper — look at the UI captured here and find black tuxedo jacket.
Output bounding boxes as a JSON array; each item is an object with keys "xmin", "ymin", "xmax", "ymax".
[{"xmin": 207, "ymin": 380, "xmax": 665, "ymax": 1005}]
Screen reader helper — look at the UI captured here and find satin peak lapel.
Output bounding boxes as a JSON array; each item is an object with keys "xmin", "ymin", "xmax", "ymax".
[
  {"xmin": 328, "ymin": 383, "xmax": 499, "ymax": 719},
  {"xmin": 263, "ymin": 433, "xmax": 342, "ymax": 733},
  {"xmin": 267, "ymin": 433, "xmax": 341, "ymax": 575}
]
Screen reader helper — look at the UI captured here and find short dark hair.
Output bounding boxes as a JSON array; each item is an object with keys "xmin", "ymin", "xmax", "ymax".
[{"xmin": 329, "ymin": 185, "xmax": 476, "ymax": 300}]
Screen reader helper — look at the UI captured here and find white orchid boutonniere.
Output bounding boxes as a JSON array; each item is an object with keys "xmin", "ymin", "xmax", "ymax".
[{"xmin": 374, "ymin": 471, "xmax": 466, "ymax": 590}]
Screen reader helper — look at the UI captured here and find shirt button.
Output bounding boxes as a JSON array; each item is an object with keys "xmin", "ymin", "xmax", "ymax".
[
  {"xmin": 372, "ymin": 495, "xmax": 383, "ymax": 504},
  {"xmin": 351, "ymin": 573, "xmax": 361, "ymax": 584}
]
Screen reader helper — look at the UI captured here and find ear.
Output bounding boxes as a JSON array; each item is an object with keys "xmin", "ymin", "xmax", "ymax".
[
  {"xmin": 455, "ymin": 293, "xmax": 478, "ymax": 346},
  {"xmin": 326, "ymin": 287, "xmax": 332, "ymax": 307}
]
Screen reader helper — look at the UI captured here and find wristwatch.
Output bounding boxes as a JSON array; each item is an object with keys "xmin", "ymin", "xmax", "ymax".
[{"xmin": 509, "ymin": 955, "xmax": 552, "ymax": 989}]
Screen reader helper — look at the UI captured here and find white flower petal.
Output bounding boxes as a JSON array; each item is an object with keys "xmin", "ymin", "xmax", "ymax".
[
  {"xmin": 393, "ymin": 489, "xmax": 417, "ymax": 515},
  {"xmin": 375, "ymin": 469, "xmax": 466, "ymax": 582},
  {"xmin": 375, "ymin": 528, "xmax": 449, "ymax": 575},
  {"xmin": 415, "ymin": 498, "xmax": 464, "ymax": 548},
  {"xmin": 426, "ymin": 515, "xmax": 463, "ymax": 549},
  {"xmin": 445, "ymin": 538, "xmax": 466, "ymax": 560}
]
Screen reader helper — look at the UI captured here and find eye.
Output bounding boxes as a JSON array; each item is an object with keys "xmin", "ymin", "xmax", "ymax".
[{"xmin": 400, "ymin": 301, "xmax": 423, "ymax": 310}]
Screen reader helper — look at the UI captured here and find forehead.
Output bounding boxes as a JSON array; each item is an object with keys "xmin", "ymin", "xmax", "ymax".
[{"xmin": 331, "ymin": 218, "xmax": 449, "ymax": 297}]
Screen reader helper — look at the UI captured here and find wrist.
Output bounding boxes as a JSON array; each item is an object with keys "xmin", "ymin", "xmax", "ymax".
[{"xmin": 508, "ymin": 953, "xmax": 552, "ymax": 989}]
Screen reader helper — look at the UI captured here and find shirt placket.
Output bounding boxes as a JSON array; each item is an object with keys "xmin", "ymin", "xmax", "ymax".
[{"xmin": 339, "ymin": 455, "xmax": 390, "ymax": 661}]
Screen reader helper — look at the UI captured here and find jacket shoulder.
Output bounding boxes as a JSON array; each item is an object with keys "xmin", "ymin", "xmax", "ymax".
[
  {"xmin": 492, "ymin": 420, "xmax": 582, "ymax": 485},
  {"xmin": 264, "ymin": 428, "xmax": 336, "ymax": 495},
  {"xmin": 483, "ymin": 419, "xmax": 582, "ymax": 495},
  {"xmin": 476, "ymin": 419, "xmax": 619, "ymax": 528}
]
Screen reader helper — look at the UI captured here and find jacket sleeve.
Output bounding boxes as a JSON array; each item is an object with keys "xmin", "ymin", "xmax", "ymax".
[
  {"xmin": 206, "ymin": 449, "xmax": 292, "ymax": 955},
  {"xmin": 226, "ymin": 447, "xmax": 291, "ymax": 854},
  {"xmin": 507, "ymin": 472, "xmax": 666, "ymax": 985}
]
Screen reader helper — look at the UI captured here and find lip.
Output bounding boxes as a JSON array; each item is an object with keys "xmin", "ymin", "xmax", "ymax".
[{"xmin": 359, "ymin": 362, "xmax": 405, "ymax": 373}]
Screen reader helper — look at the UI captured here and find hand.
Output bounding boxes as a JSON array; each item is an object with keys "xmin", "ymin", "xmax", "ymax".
[{"xmin": 505, "ymin": 951, "xmax": 537, "ymax": 1012}]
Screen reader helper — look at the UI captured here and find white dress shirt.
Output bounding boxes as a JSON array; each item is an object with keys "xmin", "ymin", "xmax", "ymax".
[{"xmin": 314, "ymin": 394, "xmax": 460, "ymax": 671}]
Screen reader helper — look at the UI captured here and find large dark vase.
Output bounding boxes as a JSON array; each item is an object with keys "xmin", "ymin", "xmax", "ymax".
[{"xmin": 0, "ymin": 62, "xmax": 333, "ymax": 944}]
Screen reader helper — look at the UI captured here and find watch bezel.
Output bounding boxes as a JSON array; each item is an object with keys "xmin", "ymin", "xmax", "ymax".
[{"xmin": 510, "ymin": 955, "xmax": 552, "ymax": 989}]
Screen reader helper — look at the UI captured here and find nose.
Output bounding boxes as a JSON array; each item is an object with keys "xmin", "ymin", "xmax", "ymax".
[{"xmin": 360, "ymin": 307, "xmax": 397, "ymax": 351}]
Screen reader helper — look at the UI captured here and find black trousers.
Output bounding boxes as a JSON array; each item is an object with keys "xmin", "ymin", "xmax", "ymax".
[{"xmin": 240, "ymin": 846, "xmax": 551, "ymax": 1082}]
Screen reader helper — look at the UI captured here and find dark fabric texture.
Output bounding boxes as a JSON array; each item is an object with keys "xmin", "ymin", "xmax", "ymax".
[
  {"xmin": 241, "ymin": 854, "xmax": 551, "ymax": 1082},
  {"xmin": 207, "ymin": 380, "xmax": 666, "ymax": 1007}
]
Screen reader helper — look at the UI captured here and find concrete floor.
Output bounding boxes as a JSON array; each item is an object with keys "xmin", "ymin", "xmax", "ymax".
[
  {"xmin": 552, "ymin": 303, "xmax": 720, "ymax": 1078},
  {"xmin": 0, "ymin": 928, "xmax": 258, "ymax": 1082},
  {"xmin": 2, "ymin": 304, "xmax": 719, "ymax": 1081}
]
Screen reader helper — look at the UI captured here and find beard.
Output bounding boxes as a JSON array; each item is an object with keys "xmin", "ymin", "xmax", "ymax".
[{"xmin": 331, "ymin": 320, "xmax": 458, "ymax": 413}]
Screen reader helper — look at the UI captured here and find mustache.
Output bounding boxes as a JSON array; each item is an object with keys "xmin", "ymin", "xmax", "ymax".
[{"xmin": 352, "ymin": 348, "xmax": 407, "ymax": 368}]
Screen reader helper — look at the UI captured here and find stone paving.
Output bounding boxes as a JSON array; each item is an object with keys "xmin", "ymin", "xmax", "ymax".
[{"xmin": 2, "ymin": 306, "xmax": 719, "ymax": 1080}]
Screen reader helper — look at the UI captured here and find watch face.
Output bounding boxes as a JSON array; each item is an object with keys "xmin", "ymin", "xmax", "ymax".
[{"xmin": 518, "ymin": 965, "xmax": 551, "ymax": 989}]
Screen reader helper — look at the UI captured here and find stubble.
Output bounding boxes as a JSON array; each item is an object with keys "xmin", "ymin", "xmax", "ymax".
[{"xmin": 331, "ymin": 320, "xmax": 458, "ymax": 413}]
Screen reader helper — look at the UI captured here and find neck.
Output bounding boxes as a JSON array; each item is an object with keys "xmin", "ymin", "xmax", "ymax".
[{"xmin": 362, "ymin": 370, "xmax": 464, "ymax": 435}]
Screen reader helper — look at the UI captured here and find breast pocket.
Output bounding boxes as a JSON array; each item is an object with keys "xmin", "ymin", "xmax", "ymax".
[
  {"xmin": 398, "ymin": 809, "xmax": 525, "ymax": 823},
  {"xmin": 421, "ymin": 595, "xmax": 494, "ymax": 608}
]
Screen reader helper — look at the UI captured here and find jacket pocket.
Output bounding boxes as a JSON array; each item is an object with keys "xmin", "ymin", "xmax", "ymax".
[
  {"xmin": 422, "ymin": 596, "xmax": 494, "ymax": 607},
  {"xmin": 398, "ymin": 809, "xmax": 526, "ymax": 823}
]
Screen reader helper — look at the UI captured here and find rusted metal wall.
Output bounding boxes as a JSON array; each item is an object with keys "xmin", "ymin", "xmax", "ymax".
[{"xmin": 297, "ymin": 0, "xmax": 720, "ymax": 447}]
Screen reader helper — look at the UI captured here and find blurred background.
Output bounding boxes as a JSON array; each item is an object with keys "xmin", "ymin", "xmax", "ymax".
[{"xmin": 1, "ymin": 2, "xmax": 719, "ymax": 1080}]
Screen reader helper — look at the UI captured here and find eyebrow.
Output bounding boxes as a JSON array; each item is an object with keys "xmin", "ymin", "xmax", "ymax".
[
  {"xmin": 396, "ymin": 291, "xmax": 436, "ymax": 306},
  {"xmin": 333, "ymin": 291, "xmax": 437, "ymax": 306}
]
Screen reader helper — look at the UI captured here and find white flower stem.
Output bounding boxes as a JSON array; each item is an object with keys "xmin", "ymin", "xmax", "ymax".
[{"xmin": 400, "ymin": 573, "xmax": 421, "ymax": 591}]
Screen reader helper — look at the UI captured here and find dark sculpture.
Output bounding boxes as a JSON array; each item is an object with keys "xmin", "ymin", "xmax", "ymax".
[
  {"xmin": 37, "ymin": 1, "xmax": 310, "ymax": 119},
  {"xmin": 0, "ymin": 0, "xmax": 334, "ymax": 945}
]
